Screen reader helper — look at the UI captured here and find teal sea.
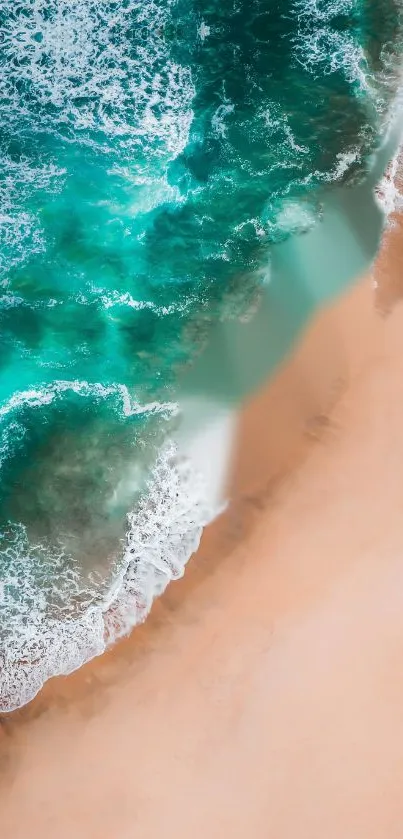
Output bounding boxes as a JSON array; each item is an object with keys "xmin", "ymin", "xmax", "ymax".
[{"xmin": 0, "ymin": 0, "xmax": 402, "ymax": 710}]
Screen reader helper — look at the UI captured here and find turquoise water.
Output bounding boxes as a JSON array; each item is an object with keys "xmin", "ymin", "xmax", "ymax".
[{"xmin": 0, "ymin": 0, "xmax": 402, "ymax": 709}]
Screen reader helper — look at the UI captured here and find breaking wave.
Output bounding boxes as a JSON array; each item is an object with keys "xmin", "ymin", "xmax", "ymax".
[{"xmin": 1, "ymin": 442, "xmax": 215, "ymax": 711}]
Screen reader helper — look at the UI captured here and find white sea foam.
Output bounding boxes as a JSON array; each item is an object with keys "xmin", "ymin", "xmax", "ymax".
[
  {"xmin": 0, "ymin": 380, "xmax": 176, "ymax": 420},
  {"xmin": 104, "ymin": 440, "xmax": 218, "ymax": 641},
  {"xmin": 0, "ymin": 522, "xmax": 107, "ymax": 712},
  {"xmin": 197, "ymin": 20, "xmax": 211, "ymax": 42},
  {"xmin": 0, "ymin": 378, "xmax": 230, "ymax": 712},
  {"xmin": 0, "ymin": 438, "xmax": 218, "ymax": 712},
  {"xmin": 293, "ymin": 0, "xmax": 356, "ymax": 22},
  {"xmin": 263, "ymin": 101, "xmax": 308, "ymax": 155},
  {"xmin": 212, "ymin": 99, "xmax": 235, "ymax": 139},
  {"xmin": 373, "ymin": 73, "xmax": 403, "ymax": 220},
  {"xmin": 0, "ymin": 0, "xmax": 194, "ymax": 156},
  {"xmin": 296, "ymin": 26, "xmax": 369, "ymax": 92},
  {"xmin": 0, "ymin": 153, "xmax": 67, "ymax": 274},
  {"xmin": 0, "ymin": 380, "xmax": 233, "ymax": 712},
  {"xmin": 0, "ymin": 0, "xmax": 195, "ymax": 265},
  {"xmin": 269, "ymin": 200, "xmax": 318, "ymax": 238},
  {"xmin": 375, "ymin": 147, "xmax": 403, "ymax": 219},
  {"xmin": 292, "ymin": 0, "xmax": 378, "ymax": 111},
  {"xmin": 94, "ymin": 288, "xmax": 197, "ymax": 317}
]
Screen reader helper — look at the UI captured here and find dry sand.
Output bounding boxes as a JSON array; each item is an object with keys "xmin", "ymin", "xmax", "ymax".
[{"xmin": 1, "ymin": 216, "xmax": 403, "ymax": 838}]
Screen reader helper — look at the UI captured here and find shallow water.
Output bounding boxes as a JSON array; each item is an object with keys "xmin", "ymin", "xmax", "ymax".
[{"xmin": 0, "ymin": 0, "xmax": 402, "ymax": 710}]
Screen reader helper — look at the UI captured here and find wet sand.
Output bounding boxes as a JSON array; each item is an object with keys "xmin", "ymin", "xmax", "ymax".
[{"xmin": 1, "ymin": 216, "xmax": 403, "ymax": 837}]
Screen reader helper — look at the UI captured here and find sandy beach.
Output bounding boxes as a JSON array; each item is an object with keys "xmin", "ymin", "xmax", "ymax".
[{"xmin": 1, "ymin": 212, "xmax": 403, "ymax": 837}]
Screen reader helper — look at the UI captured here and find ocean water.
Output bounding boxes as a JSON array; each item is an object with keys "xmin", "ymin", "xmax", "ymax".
[{"xmin": 0, "ymin": 0, "xmax": 402, "ymax": 711}]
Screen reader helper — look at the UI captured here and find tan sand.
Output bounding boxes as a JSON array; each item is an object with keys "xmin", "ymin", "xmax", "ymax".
[{"xmin": 1, "ymin": 219, "xmax": 403, "ymax": 838}]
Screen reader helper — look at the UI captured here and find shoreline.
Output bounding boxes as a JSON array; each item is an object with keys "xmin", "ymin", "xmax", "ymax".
[
  {"xmin": 1, "ymin": 150, "xmax": 400, "ymax": 716},
  {"xmin": 1, "ymin": 212, "xmax": 403, "ymax": 836},
  {"xmin": 0, "ymin": 268, "xmax": 379, "ymax": 725}
]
